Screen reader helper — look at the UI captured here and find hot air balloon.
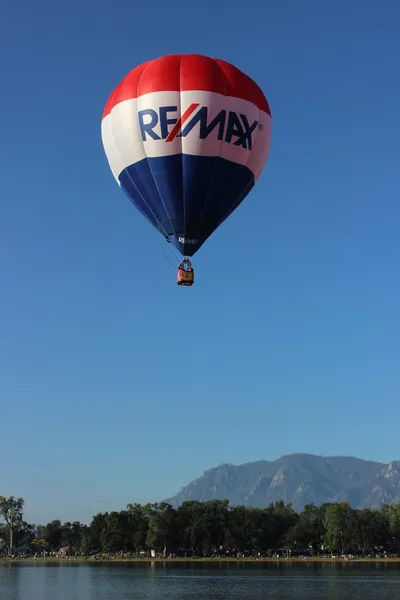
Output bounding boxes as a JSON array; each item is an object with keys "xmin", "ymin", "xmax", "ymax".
[{"xmin": 101, "ymin": 54, "xmax": 272, "ymax": 286}]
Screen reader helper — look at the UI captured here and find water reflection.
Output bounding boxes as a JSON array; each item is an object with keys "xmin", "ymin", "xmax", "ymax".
[{"xmin": 0, "ymin": 562, "xmax": 399, "ymax": 600}]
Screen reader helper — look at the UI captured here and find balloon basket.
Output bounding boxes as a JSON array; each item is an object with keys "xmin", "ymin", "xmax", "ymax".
[{"xmin": 177, "ymin": 258, "xmax": 194, "ymax": 286}]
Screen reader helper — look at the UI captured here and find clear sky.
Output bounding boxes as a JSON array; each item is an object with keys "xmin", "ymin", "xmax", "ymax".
[{"xmin": 1, "ymin": 0, "xmax": 399, "ymax": 525}]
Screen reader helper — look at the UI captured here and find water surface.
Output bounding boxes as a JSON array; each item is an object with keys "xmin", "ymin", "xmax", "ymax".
[{"xmin": 1, "ymin": 561, "xmax": 400, "ymax": 599}]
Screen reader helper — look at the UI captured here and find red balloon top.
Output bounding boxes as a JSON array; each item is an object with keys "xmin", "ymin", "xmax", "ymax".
[{"xmin": 102, "ymin": 54, "xmax": 271, "ymax": 119}]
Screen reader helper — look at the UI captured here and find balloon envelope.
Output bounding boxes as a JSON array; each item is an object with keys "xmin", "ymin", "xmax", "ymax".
[{"xmin": 101, "ymin": 54, "xmax": 272, "ymax": 257}]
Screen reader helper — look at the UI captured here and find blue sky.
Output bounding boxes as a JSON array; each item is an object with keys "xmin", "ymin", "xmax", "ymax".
[{"xmin": 1, "ymin": 0, "xmax": 399, "ymax": 525}]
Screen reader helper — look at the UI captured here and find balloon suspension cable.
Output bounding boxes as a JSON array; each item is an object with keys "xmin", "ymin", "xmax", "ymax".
[{"xmin": 160, "ymin": 240, "xmax": 180, "ymax": 269}]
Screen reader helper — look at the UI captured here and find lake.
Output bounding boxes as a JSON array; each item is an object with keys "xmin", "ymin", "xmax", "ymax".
[{"xmin": 1, "ymin": 561, "xmax": 400, "ymax": 599}]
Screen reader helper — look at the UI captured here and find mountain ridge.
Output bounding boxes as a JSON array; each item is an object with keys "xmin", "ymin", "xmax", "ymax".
[{"xmin": 164, "ymin": 453, "xmax": 400, "ymax": 511}]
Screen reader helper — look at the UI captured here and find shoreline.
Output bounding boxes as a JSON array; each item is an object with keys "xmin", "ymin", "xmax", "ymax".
[{"xmin": 2, "ymin": 557, "xmax": 400, "ymax": 564}]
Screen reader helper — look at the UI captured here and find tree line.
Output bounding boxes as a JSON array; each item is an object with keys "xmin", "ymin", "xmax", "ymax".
[{"xmin": 1, "ymin": 495, "xmax": 400, "ymax": 557}]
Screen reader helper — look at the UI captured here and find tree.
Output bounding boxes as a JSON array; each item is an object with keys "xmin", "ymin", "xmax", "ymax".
[
  {"xmin": 282, "ymin": 503, "xmax": 327, "ymax": 554},
  {"xmin": 89, "ymin": 512, "xmax": 107, "ymax": 551},
  {"xmin": 323, "ymin": 502, "xmax": 358, "ymax": 554},
  {"xmin": 175, "ymin": 500, "xmax": 210, "ymax": 554},
  {"xmin": 61, "ymin": 521, "xmax": 84, "ymax": 552},
  {"xmin": 144, "ymin": 503, "xmax": 178, "ymax": 556},
  {"xmin": 126, "ymin": 503, "xmax": 148, "ymax": 553},
  {"xmin": 42, "ymin": 520, "xmax": 63, "ymax": 551},
  {"xmin": 223, "ymin": 505, "xmax": 249, "ymax": 552},
  {"xmin": 80, "ymin": 525, "xmax": 93, "ymax": 555},
  {"xmin": 382, "ymin": 502, "xmax": 400, "ymax": 542},
  {"xmin": 0, "ymin": 496, "xmax": 25, "ymax": 555},
  {"xmin": 14, "ymin": 521, "xmax": 35, "ymax": 552}
]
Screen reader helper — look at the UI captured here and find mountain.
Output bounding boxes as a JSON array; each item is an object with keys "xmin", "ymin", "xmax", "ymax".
[{"xmin": 164, "ymin": 453, "xmax": 400, "ymax": 512}]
